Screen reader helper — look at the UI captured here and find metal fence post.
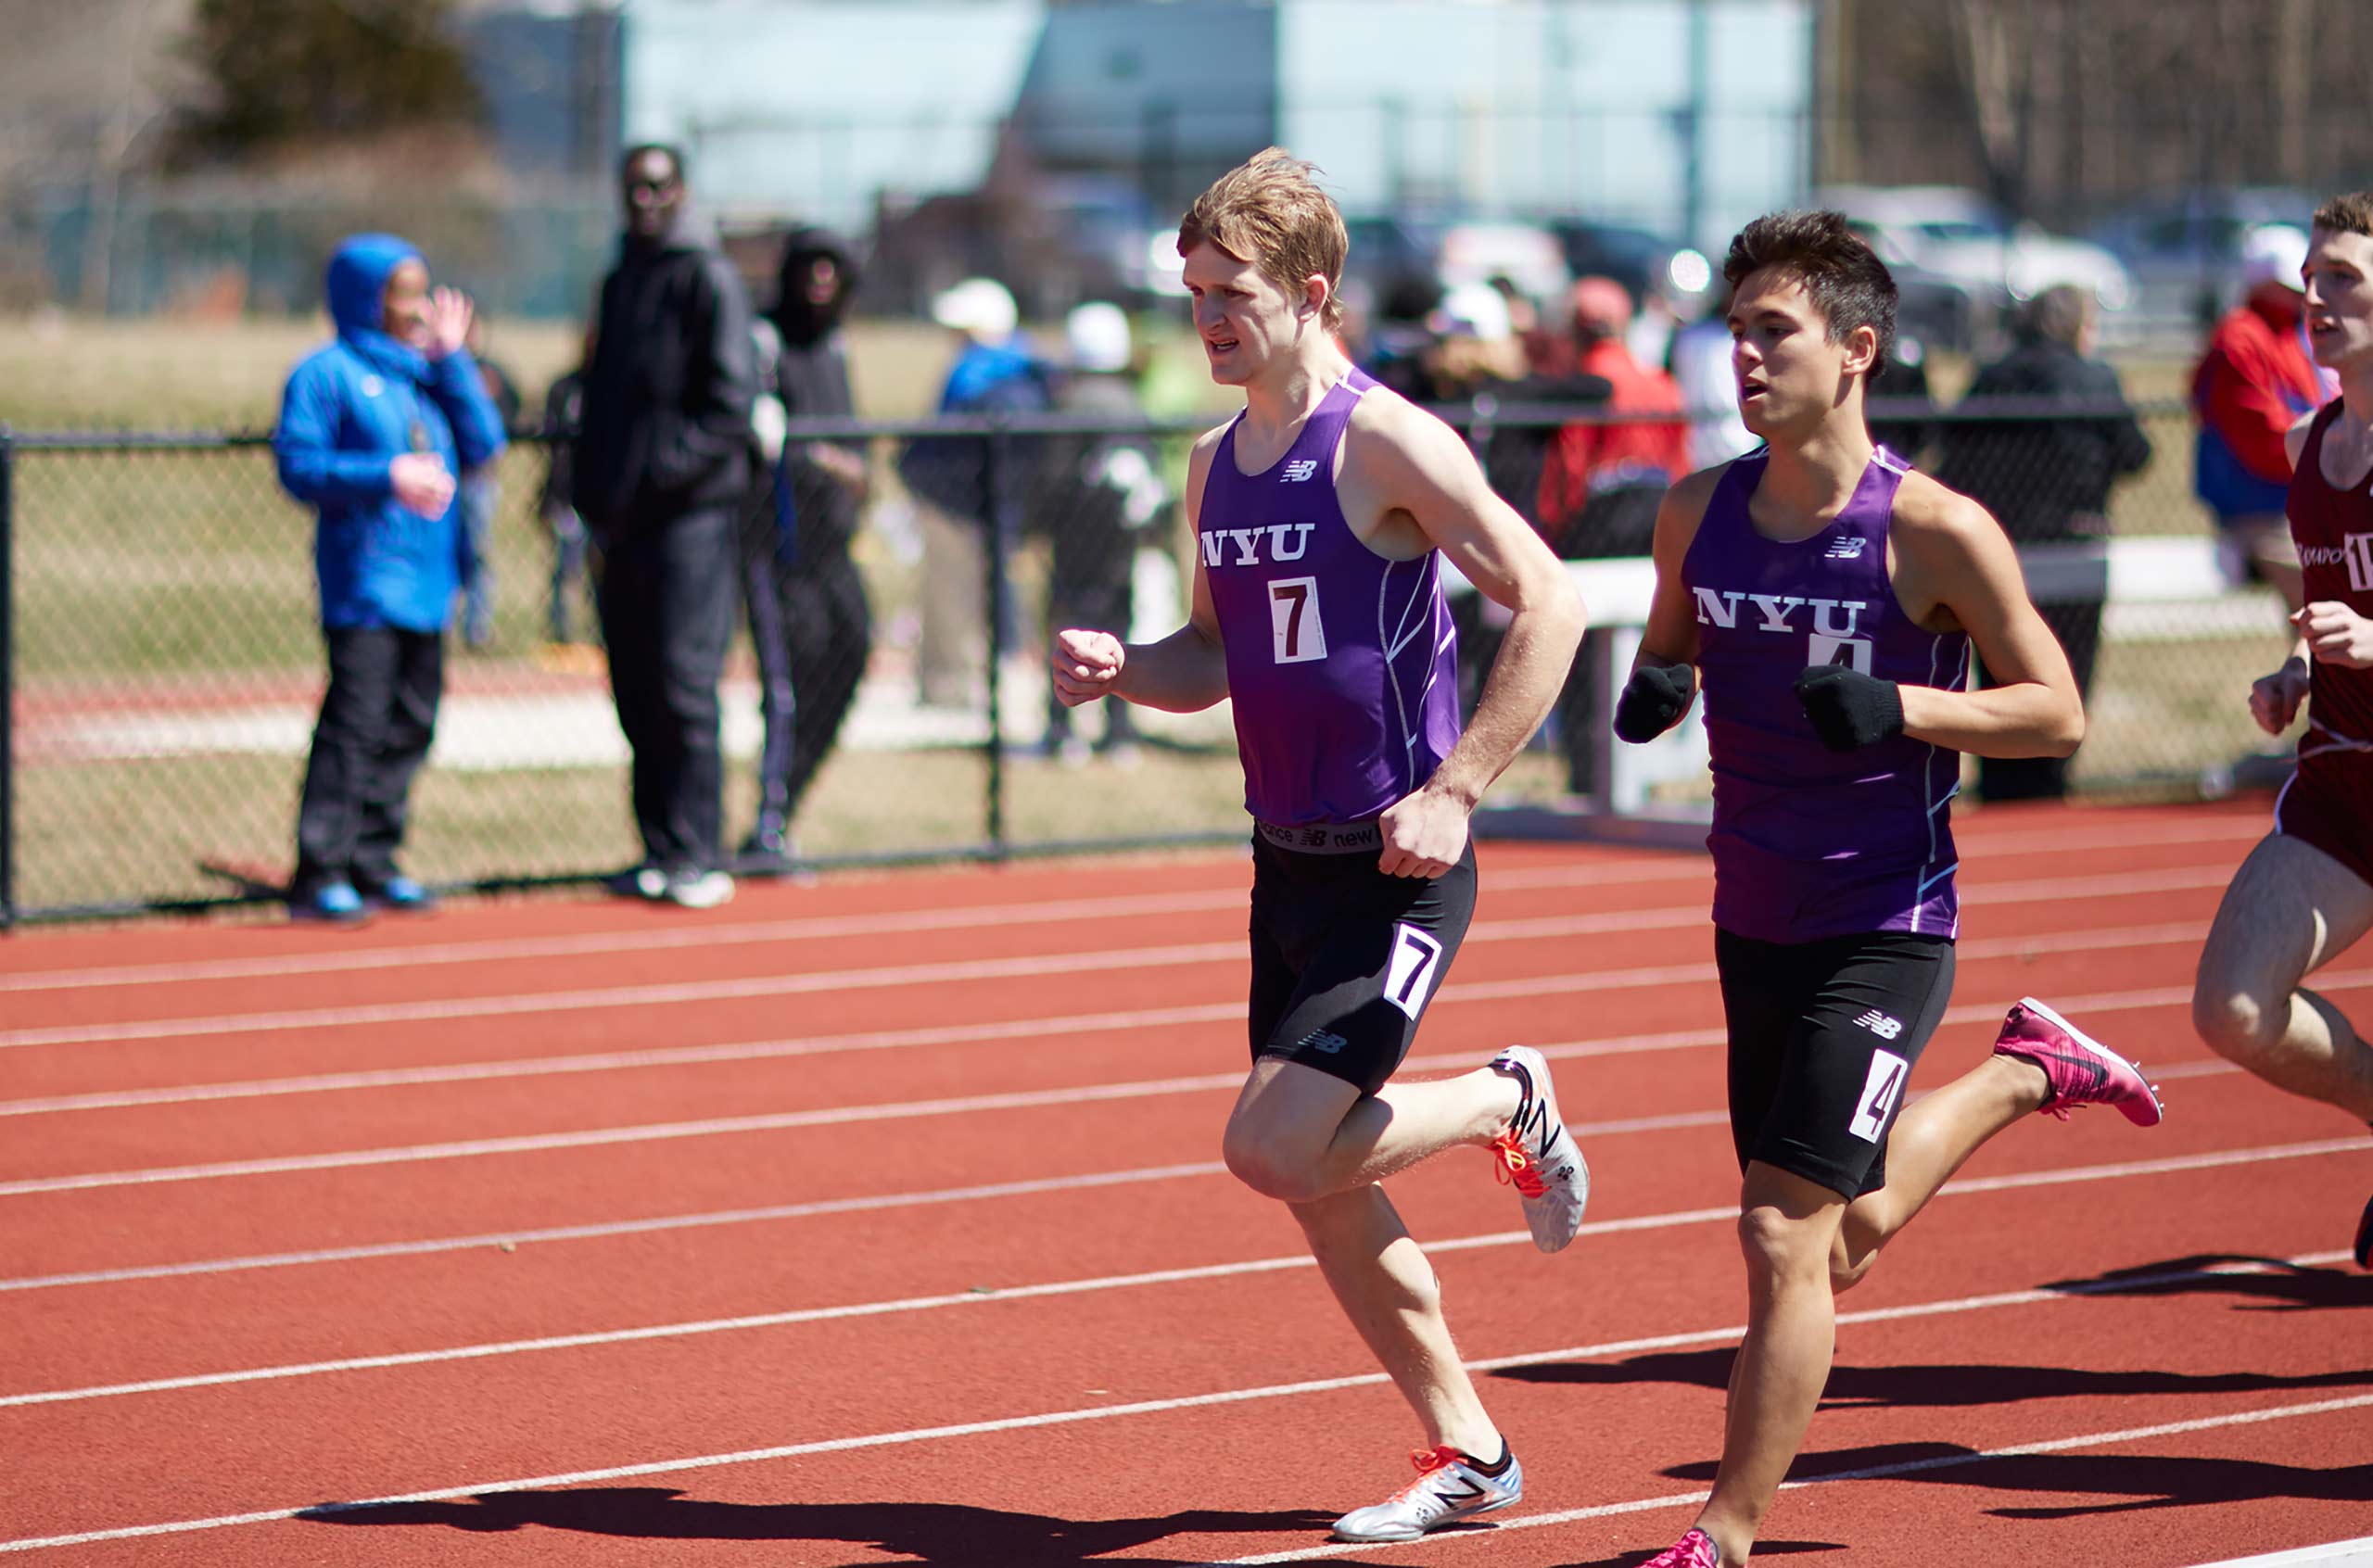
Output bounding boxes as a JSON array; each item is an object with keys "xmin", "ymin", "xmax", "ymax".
[
  {"xmin": 0, "ymin": 424, "xmax": 14, "ymax": 931},
  {"xmin": 981, "ymin": 415, "xmax": 1009, "ymax": 855}
]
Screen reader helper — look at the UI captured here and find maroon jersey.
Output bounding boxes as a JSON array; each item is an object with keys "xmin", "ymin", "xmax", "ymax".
[{"xmin": 2289, "ymin": 402, "xmax": 2373, "ymax": 760}]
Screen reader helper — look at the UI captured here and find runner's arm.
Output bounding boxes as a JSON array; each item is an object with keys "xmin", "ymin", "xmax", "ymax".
[
  {"xmin": 1888, "ymin": 476, "xmax": 2085, "ymax": 759},
  {"xmin": 1356, "ymin": 399, "xmax": 1586, "ymax": 808}
]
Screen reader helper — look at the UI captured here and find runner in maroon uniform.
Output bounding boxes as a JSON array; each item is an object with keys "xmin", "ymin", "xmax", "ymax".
[{"xmin": 2193, "ymin": 191, "xmax": 2373, "ymax": 1271}]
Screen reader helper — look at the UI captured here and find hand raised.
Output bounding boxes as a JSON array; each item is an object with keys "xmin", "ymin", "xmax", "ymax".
[{"xmin": 425, "ymin": 286, "xmax": 474, "ymax": 360}]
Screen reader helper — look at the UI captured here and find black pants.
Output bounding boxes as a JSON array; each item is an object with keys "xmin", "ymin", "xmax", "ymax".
[
  {"xmin": 779, "ymin": 553, "xmax": 872, "ymax": 816},
  {"xmin": 294, "ymin": 626, "xmax": 443, "ymax": 894},
  {"xmin": 598, "ymin": 505, "xmax": 738, "ymax": 872},
  {"xmin": 740, "ymin": 499, "xmax": 799, "ymax": 820},
  {"xmin": 1977, "ymin": 596, "xmax": 2103, "ymax": 803},
  {"xmin": 1044, "ymin": 517, "xmax": 1136, "ymax": 743},
  {"xmin": 1553, "ymin": 483, "xmax": 1667, "ymax": 793}
]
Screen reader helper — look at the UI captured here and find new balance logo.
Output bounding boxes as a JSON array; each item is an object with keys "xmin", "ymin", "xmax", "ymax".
[
  {"xmin": 1281, "ymin": 458, "xmax": 1319, "ymax": 482},
  {"xmin": 1824, "ymin": 536, "xmax": 1868, "ymax": 560},
  {"xmin": 1854, "ymin": 1009, "xmax": 1904, "ymax": 1041},
  {"xmin": 1300, "ymin": 1030, "xmax": 1349, "ymax": 1056}
]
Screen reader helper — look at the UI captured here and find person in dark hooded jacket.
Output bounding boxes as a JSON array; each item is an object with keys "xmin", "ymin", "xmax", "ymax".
[
  {"xmin": 273, "ymin": 233, "xmax": 506, "ymax": 921},
  {"xmin": 576, "ymin": 144, "xmax": 760, "ymax": 908},
  {"xmin": 740, "ymin": 225, "xmax": 872, "ymax": 865}
]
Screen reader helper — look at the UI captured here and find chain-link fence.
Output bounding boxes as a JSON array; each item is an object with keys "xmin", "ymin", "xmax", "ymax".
[{"xmin": 0, "ymin": 395, "xmax": 2294, "ymax": 923}]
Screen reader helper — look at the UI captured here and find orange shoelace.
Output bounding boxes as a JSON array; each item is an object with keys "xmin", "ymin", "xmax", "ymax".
[
  {"xmin": 1385, "ymin": 1445, "xmax": 1462, "ymax": 1500},
  {"xmin": 1488, "ymin": 1131, "xmax": 1545, "ymax": 1197}
]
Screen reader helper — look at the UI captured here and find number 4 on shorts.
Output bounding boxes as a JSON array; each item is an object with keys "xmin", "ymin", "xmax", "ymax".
[
  {"xmin": 1848, "ymin": 1048, "xmax": 1910, "ymax": 1143},
  {"xmin": 1383, "ymin": 924, "xmax": 1442, "ymax": 1021}
]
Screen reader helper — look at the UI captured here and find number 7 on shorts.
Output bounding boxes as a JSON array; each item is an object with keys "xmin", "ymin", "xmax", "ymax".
[{"xmin": 1384, "ymin": 924, "xmax": 1443, "ymax": 1020}]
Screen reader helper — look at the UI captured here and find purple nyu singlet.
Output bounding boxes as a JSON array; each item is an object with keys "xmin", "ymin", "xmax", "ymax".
[
  {"xmin": 1683, "ymin": 447, "xmax": 1969, "ymax": 943},
  {"xmin": 1200, "ymin": 369, "xmax": 1463, "ymax": 826}
]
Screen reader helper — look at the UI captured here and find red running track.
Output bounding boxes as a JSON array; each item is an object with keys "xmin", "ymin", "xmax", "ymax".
[{"xmin": 0, "ymin": 800, "xmax": 2367, "ymax": 1567}]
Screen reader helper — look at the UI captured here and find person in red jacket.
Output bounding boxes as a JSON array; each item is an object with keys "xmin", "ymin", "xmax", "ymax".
[
  {"xmin": 1535, "ymin": 277, "xmax": 1691, "ymax": 792},
  {"xmin": 1536, "ymin": 276, "xmax": 1691, "ymax": 555},
  {"xmin": 2192, "ymin": 223, "xmax": 2336, "ymax": 612}
]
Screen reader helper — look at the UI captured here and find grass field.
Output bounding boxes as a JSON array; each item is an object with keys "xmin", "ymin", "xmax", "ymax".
[{"xmin": 0, "ymin": 316, "xmax": 2275, "ymax": 917}]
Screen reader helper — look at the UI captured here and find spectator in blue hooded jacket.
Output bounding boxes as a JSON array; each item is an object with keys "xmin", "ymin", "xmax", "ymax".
[{"xmin": 273, "ymin": 234, "xmax": 506, "ymax": 921}]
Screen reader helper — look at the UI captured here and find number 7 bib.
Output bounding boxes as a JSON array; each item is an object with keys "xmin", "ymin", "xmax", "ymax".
[{"xmin": 1268, "ymin": 575, "xmax": 1327, "ymax": 664}]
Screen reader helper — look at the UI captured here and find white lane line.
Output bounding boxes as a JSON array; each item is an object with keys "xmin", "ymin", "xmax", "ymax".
[
  {"xmin": 0, "ymin": 865, "xmax": 2237, "ymax": 1052},
  {"xmin": 1207, "ymin": 1382, "xmax": 2373, "ymax": 1565},
  {"xmin": 0, "ymin": 920, "xmax": 2214, "ymax": 1119},
  {"xmin": 3, "ymin": 967, "xmax": 2335, "ymax": 1200},
  {"xmin": 2190, "ymin": 1541, "xmax": 2373, "ymax": 1567},
  {"xmin": 0, "ymin": 859, "xmax": 1708, "ymax": 998},
  {"xmin": 0, "ymin": 1034, "xmax": 2301, "ymax": 1295},
  {"xmin": 0, "ymin": 1248, "xmax": 2351, "ymax": 1557},
  {"xmin": 2, "ymin": 1139, "xmax": 2358, "ymax": 1410},
  {"xmin": 0, "ymin": 815, "xmax": 2253, "ymax": 997},
  {"xmin": 0, "ymin": 1161, "xmax": 1236, "ymax": 1293}
]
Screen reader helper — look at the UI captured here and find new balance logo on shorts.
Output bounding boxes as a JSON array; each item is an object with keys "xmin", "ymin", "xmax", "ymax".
[
  {"xmin": 1300, "ymin": 1030, "xmax": 1349, "ymax": 1056},
  {"xmin": 1854, "ymin": 1009, "xmax": 1905, "ymax": 1041},
  {"xmin": 1281, "ymin": 458, "xmax": 1319, "ymax": 482}
]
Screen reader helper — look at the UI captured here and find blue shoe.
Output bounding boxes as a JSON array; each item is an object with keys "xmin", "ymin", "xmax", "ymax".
[
  {"xmin": 290, "ymin": 882, "xmax": 368, "ymax": 923},
  {"xmin": 362, "ymin": 876, "xmax": 438, "ymax": 913}
]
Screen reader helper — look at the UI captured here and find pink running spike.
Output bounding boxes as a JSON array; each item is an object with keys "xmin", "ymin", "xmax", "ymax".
[
  {"xmin": 1641, "ymin": 1527, "xmax": 1722, "ymax": 1567},
  {"xmin": 1993, "ymin": 996, "xmax": 2164, "ymax": 1127}
]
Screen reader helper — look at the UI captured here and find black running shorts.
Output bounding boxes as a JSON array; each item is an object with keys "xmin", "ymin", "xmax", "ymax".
[
  {"xmin": 1246, "ymin": 830, "xmax": 1477, "ymax": 1098},
  {"xmin": 1715, "ymin": 927, "xmax": 1956, "ymax": 1200}
]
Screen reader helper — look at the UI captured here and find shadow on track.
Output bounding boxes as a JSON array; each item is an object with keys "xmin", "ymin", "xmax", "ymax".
[
  {"xmin": 1657, "ymin": 1441, "xmax": 2373, "ymax": 1521},
  {"xmin": 297, "ymin": 1488, "xmax": 1337, "ymax": 1565},
  {"xmin": 1499, "ymin": 1346, "xmax": 2373, "ymax": 1410},
  {"xmin": 2035, "ymin": 1252, "xmax": 2373, "ymax": 1313}
]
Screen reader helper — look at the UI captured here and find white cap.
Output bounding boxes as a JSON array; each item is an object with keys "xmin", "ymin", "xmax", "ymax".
[
  {"xmin": 2240, "ymin": 223, "xmax": 2309, "ymax": 293},
  {"xmin": 1064, "ymin": 301, "xmax": 1133, "ymax": 373},
  {"xmin": 931, "ymin": 277, "xmax": 1019, "ymax": 340},
  {"xmin": 1433, "ymin": 281, "xmax": 1512, "ymax": 342}
]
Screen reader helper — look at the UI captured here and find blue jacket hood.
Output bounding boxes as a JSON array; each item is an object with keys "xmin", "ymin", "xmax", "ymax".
[{"xmin": 326, "ymin": 234, "xmax": 428, "ymax": 381}]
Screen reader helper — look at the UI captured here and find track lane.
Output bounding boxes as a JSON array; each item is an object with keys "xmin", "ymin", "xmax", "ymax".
[{"xmin": 3, "ymin": 1146, "xmax": 2360, "ymax": 1559}]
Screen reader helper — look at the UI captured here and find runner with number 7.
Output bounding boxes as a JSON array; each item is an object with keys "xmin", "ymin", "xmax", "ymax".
[
  {"xmin": 1049, "ymin": 148, "xmax": 1590, "ymax": 1546},
  {"xmin": 1609, "ymin": 210, "xmax": 2166, "ymax": 1568}
]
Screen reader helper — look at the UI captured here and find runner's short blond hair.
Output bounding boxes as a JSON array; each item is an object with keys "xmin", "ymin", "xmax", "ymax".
[{"xmin": 1178, "ymin": 147, "xmax": 1348, "ymax": 334}]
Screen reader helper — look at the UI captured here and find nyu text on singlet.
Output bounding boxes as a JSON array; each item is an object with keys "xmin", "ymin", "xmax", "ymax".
[
  {"xmin": 1683, "ymin": 447, "xmax": 1969, "ymax": 943},
  {"xmin": 2288, "ymin": 401, "xmax": 2373, "ymax": 764},
  {"xmin": 1200, "ymin": 369, "xmax": 1463, "ymax": 826}
]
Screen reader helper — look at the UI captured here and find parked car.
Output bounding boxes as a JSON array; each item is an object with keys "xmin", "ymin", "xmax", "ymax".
[
  {"xmin": 1545, "ymin": 218, "xmax": 1716, "ymax": 320},
  {"xmin": 1338, "ymin": 212, "xmax": 1571, "ymax": 321},
  {"xmin": 1832, "ymin": 213, "xmax": 1987, "ymax": 356},
  {"xmin": 1816, "ymin": 184, "xmax": 2132, "ymax": 348},
  {"xmin": 2088, "ymin": 185, "xmax": 2322, "ymax": 341},
  {"xmin": 868, "ymin": 173, "xmax": 1174, "ymax": 322}
]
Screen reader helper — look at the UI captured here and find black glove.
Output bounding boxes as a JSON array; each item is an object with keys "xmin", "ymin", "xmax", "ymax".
[
  {"xmin": 1614, "ymin": 664, "xmax": 1694, "ymax": 743},
  {"xmin": 1794, "ymin": 664, "xmax": 1904, "ymax": 752}
]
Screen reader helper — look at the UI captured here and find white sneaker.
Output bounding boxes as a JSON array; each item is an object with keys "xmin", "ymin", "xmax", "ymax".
[
  {"xmin": 665, "ymin": 868, "xmax": 735, "ymax": 909},
  {"xmin": 1331, "ymin": 1445, "xmax": 1523, "ymax": 1543},
  {"xmin": 1488, "ymin": 1045, "xmax": 1589, "ymax": 1253}
]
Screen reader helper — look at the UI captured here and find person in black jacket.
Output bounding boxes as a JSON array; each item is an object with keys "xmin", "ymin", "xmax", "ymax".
[
  {"xmin": 1937, "ymin": 284, "xmax": 2152, "ymax": 802},
  {"xmin": 575, "ymin": 144, "xmax": 759, "ymax": 907},
  {"xmin": 741, "ymin": 225, "xmax": 873, "ymax": 865}
]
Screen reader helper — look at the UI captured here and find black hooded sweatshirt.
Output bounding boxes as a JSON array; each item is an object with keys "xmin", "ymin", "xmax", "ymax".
[
  {"xmin": 575, "ymin": 208, "xmax": 759, "ymax": 537},
  {"xmin": 769, "ymin": 226, "xmax": 864, "ymax": 558}
]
